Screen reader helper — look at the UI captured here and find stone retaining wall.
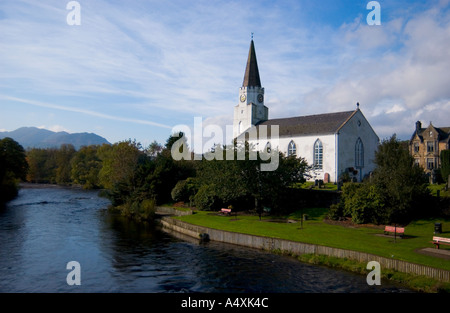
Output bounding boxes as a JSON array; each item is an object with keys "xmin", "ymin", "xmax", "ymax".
[
  {"xmin": 161, "ymin": 217, "xmax": 450, "ymax": 282},
  {"xmin": 155, "ymin": 206, "xmax": 193, "ymax": 216}
]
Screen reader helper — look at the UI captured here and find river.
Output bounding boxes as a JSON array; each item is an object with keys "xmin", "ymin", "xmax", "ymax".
[{"xmin": 0, "ymin": 185, "xmax": 412, "ymax": 293}]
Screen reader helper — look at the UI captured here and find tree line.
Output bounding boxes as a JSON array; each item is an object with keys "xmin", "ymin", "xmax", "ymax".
[
  {"xmin": 2, "ymin": 133, "xmax": 448, "ymax": 225},
  {"xmin": 21, "ymin": 133, "xmax": 309, "ymax": 220}
]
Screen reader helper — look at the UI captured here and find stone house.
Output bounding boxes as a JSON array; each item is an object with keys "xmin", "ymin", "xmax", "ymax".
[{"xmin": 409, "ymin": 121, "xmax": 450, "ymax": 174}]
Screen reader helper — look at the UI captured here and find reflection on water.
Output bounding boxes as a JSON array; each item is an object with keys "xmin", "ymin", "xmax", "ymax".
[{"xmin": 0, "ymin": 185, "xmax": 412, "ymax": 293}]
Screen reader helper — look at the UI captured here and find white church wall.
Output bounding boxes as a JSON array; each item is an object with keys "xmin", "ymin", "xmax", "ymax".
[
  {"xmin": 271, "ymin": 134, "xmax": 337, "ymax": 183},
  {"xmin": 337, "ymin": 110, "xmax": 379, "ymax": 182}
]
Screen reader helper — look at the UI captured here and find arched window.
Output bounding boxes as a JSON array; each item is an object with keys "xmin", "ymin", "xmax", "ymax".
[
  {"xmin": 238, "ymin": 121, "xmax": 242, "ymax": 134},
  {"xmin": 314, "ymin": 139, "xmax": 323, "ymax": 170},
  {"xmin": 288, "ymin": 140, "xmax": 296, "ymax": 157},
  {"xmin": 355, "ymin": 138, "xmax": 364, "ymax": 168}
]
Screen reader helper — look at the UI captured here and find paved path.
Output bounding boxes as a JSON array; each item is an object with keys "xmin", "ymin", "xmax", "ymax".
[{"xmin": 417, "ymin": 248, "xmax": 450, "ymax": 260}]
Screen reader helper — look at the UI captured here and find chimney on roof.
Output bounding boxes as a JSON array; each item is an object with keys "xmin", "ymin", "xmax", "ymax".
[{"xmin": 416, "ymin": 121, "xmax": 422, "ymax": 133}]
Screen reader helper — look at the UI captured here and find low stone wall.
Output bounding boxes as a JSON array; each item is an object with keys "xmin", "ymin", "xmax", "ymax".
[
  {"xmin": 155, "ymin": 206, "xmax": 193, "ymax": 216},
  {"xmin": 161, "ymin": 217, "xmax": 450, "ymax": 282}
]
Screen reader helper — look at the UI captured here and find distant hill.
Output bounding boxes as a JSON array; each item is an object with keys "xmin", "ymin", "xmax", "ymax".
[{"xmin": 0, "ymin": 127, "xmax": 110, "ymax": 150}]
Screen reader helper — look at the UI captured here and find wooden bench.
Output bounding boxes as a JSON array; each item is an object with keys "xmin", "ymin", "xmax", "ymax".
[
  {"xmin": 220, "ymin": 208, "xmax": 232, "ymax": 216},
  {"xmin": 432, "ymin": 236, "xmax": 450, "ymax": 249},
  {"xmin": 384, "ymin": 226, "xmax": 405, "ymax": 237}
]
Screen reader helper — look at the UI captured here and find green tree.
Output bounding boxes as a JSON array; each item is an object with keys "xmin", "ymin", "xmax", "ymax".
[
  {"xmin": 26, "ymin": 148, "xmax": 59, "ymax": 183},
  {"xmin": 71, "ymin": 145, "xmax": 102, "ymax": 189},
  {"xmin": 0, "ymin": 138, "xmax": 28, "ymax": 202},
  {"xmin": 441, "ymin": 150, "xmax": 450, "ymax": 184},
  {"xmin": 147, "ymin": 140, "xmax": 163, "ymax": 158},
  {"xmin": 195, "ymin": 143, "xmax": 310, "ymax": 213},
  {"xmin": 171, "ymin": 178, "xmax": 198, "ymax": 203},
  {"xmin": 26, "ymin": 148, "xmax": 49, "ymax": 183},
  {"xmin": 149, "ymin": 133, "xmax": 196, "ymax": 204},
  {"xmin": 55, "ymin": 144, "xmax": 76, "ymax": 185},
  {"xmin": 373, "ymin": 135, "xmax": 430, "ymax": 224},
  {"xmin": 97, "ymin": 140, "xmax": 143, "ymax": 202},
  {"xmin": 331, "ymin": 135, "xmax": 430, "ymax": 224}
]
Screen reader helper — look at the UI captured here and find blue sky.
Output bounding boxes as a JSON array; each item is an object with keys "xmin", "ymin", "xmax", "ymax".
[{"xmin": 1, "ymin": 0, "xmax": 449, "ymax": 149}]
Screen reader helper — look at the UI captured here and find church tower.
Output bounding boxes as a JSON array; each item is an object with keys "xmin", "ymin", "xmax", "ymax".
[{"xmin": 233, "ymin": 39, "xmax": 268, "ymax": 138}]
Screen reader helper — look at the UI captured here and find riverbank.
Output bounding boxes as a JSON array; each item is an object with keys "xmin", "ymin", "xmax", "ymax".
[{"xmin": 160, "ymin": 209, "xmax": 450, "ymax": 293}]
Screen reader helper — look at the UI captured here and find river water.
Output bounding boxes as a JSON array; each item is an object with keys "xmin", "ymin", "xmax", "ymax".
[{"xmin": 0, "ymin": 185, "xmax": 412, "ymax": 293}]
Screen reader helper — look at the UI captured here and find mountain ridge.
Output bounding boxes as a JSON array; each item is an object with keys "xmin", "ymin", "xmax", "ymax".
[{"xmin": 0, "ymin": 127, "xmax": 111, "ymax": 150}]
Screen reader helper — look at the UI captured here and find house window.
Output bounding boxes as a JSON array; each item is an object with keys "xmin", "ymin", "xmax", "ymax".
[
  {"xmin": 288, "ymin": 140, "xmax": 296, "ymax": 157},
  {"xmin": 413, "ymin": 142, "xmax": 419, "ymax": 153},
  {"xmin": 314, "ymin": 139, "xmax": 323, "ymax": 170},
  {"xmin": 414, "ymin": 158, "xmax": 420, "ymax": 166},
  {"xmin": 427, "ymin": 158, "xmax": 434, "ymax": 170},
  {"xmin": 427, "ymin": 141, "xmax": 434, "ymax": 153},
  {"xmin": 355, "ymin": 138, "xmax": 364, "ymax": 168}
]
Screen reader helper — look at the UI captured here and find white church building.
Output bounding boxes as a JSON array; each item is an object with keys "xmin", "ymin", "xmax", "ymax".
[{"xmin": 233, "ymin": 39, "xmax": 379, "ymax": 183}]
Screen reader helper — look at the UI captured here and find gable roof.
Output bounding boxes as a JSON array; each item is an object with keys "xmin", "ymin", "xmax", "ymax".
[
  {"xmin": 254, "ymin": 110, "xmax": 357, "ymax": 137},
  {"xmin": 411, "ymin": 124, "xmax": 450, "ymax": 143}
]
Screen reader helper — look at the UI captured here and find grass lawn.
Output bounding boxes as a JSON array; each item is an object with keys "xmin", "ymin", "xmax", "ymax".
[
  {"xmin": 293, "ymin": 181, "xmax": 338, "ymax": 191},
  {"xmin": 428, "ymin": 183, "xmax": 450, "ymax": 198},
  {"xmin": 175, "ymin": 208, "xmax": 450, "ymax": 272}
]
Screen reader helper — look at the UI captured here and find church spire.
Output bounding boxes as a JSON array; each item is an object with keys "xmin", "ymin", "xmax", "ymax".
[{"xmin": 242, "ymin": 39, "xmax": 261, "ymax": 88}]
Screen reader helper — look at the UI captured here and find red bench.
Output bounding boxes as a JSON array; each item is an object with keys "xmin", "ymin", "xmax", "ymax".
[
  {"xmin": 432, "ymin": 236, "xmax": 450, "ymax": 249},
  {"xmin": 384, "ymin": 226, "xmax": 405, "ymax": 237},
  {"xmin": 220, "ymin": 208, "xmax": 232, "ymax": 216}
]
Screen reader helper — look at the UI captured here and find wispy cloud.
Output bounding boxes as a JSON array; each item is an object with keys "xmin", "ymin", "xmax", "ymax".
[{"xmin": 0, "ymin": 95, "xmax": 173, "ymax": 129}]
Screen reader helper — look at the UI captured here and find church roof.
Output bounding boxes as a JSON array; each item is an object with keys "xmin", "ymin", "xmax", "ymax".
[
  {"xmin": 242, "ymin": 40, "xmax": 261, "ymax": 88},
  {"xmin": 255, "ymin": 110, "xmax": 357, "ymax": 137}
]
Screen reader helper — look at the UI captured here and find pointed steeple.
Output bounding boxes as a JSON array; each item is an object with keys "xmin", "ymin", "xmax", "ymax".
[{"xmin": 242, "ymin": 39, "xmax": 261, "ymax": 87}]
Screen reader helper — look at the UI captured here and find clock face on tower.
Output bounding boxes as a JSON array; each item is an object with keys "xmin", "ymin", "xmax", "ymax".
[
  {"xmin": 257, "ymin": 94, "xmax": 264, "ymax": 103},
  {"xmin": 240, "ymin": 94, "xmax": 246, "ymax": 102}
]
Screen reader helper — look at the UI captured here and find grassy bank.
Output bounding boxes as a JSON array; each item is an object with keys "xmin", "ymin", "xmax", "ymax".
[
  {"xmin": 175, "ymin": 208, "xmax": 450, "ymax": 272},
  {"xmin": 287, "ymin": 253, "xmax": 450, "ymax": 293},
  {"xmin": 172, "ymin": 207, "xmax": 450, "ymax": 292}
]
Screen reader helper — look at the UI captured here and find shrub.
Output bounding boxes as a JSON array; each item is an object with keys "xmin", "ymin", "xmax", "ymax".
[
  {"xmin": 117, "ymin": 198, "xmax": 156, "ymax": 221},
  {"xmin": 328, "ymin": 203, "xmax": 343, "ymax": 220},
  {"xmin": 345, "ymin": 183, "xmax": 385, "ymax": 224},
  {"xmin": 171, "ymin": 180, "xmax": 188, "ymax": 202},
  {"xmin": 194, "ymin": 185, "xmax": 219, "ymax": 211},
  {"xmin": 139, "ymin": 199, "xmax": 156, "ymax": 220},
  {"xmin": 171, "ymin": 178, "xmax": 198, "ymax": 203}
]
